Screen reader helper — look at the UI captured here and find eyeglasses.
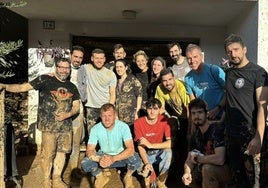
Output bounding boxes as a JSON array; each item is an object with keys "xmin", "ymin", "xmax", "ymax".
[{"xmin": 57, "ymin": 66, "xmax": 70, "ymax": 70}]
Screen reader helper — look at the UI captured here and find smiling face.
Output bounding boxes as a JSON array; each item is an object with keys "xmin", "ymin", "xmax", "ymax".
[
  {"xmin": 161, "ymin": 72, "xmax": 175, "ymax": 92},
  {"xmin": 70, "ymin": 50, "xmax": 84, "ymax": 68},
  {"xmin": 91, "ymin": 53, "xmax": 106, "ymax": 69},
  {"xmin": 113, "ymin": 47, "xmax": 126, "ymax": 60},
  {"xmin": 135, "ymin": 54, "xmax": 148, "ymax": 72},
  {"xmin": 186, "ymin": 48, "xmax": 203, "ymax": 71},
  {"xmin": 152, "ymin": 60, "xmax": 164, "ymax": 76},
  {"xmin": 55, "ymin": 61, "xmax": 71, "ymax": 81},
  {"xmin": 115, "ymin": 60, "xmax": 128, "ymax": 77},
  {"xmin": 169, "ymin": 45, "xmax": 181, "ymax": 62},
  {"xmin": 225, "ymin": 42, "xmax": 247, "ymax": 67}
]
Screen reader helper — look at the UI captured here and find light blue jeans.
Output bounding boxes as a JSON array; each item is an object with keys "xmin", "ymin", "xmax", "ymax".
[
  {"xmin": 81, "ymin": 151, "xmax": 141, "ymax": 176},
  {"xmin": 144, "ymin": 149, "xmax": 172, "ymax": 174}
]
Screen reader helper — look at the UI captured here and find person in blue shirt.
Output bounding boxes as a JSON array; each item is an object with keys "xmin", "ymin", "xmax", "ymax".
[
  {"xmin": 185, "ymin": 44, "xmax": 225, "ymax": 122},
  {"xmin": 81, "ymin": 103, "xmax": 141, "ymax": 188}
]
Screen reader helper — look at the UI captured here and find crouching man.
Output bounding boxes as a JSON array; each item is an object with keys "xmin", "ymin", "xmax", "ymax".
[
  {"xmin": 134, "ymin": 98, "xmax": 172, "ymax": 188},
  {"xmin": 182, "ymin": 98, "xmax": 233, "ymax": 188},
  {"xmin": 81, "ymin": 103, "xmax": 141, "ymax": 188}
]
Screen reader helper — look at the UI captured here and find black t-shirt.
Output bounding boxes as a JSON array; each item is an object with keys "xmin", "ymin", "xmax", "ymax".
[
  {"xmin": 30, "ymin": 75, "xmax": 80, "ymax": 132},
  {"xmin": 190, "ymin": 123, "xmax": 224, "ymax": 155},
  {"xmin": 225, "ymin": 62, "xmax": 268, "ymax": 137}
]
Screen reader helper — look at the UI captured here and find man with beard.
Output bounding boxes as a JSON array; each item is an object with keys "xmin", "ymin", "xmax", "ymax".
[
  {"xmin": 66, "ymin": 45, "xmax": 85, "ymax": 182},
  {"xmin": 155, "ymin": 68, "xmax": 190, "ymax": 178},
  {"xmin": 224, "ymin": 34, "xmax": 268, "ymax": 188},
  {"xmin": 0, "ymin": 58, "xmax": 80, "ymax": 188},
  {"xmin": 78, "ymin": 48, "xmax": 117, "ymax": 135},
  {"xmin": 167, "ymin": 42, "xmax": 190, "ymax": 81},
  {"xmin": 182, "ymin": 98, "xmax": 232, "ymax": 188}
]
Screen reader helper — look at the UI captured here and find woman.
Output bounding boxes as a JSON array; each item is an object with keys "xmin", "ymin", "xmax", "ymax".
[
  {"xmin": 132, "ymin": 50, "xmax": 151, "ymax": 114},
  {"xmin": 148, "ymin": 56, "xmax": 166, "ymax": 99},
  {"xmin": 115, "ymin": 59, "xmax": 142, "ymax": 126}
]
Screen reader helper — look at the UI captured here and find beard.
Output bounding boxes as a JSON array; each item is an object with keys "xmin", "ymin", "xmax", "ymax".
[
  {"xmin": 55, "ymin": 72, "xmax": 68, "ymax": 81},
  {"xmin": 193, "ymin": 118, "xmax": 206, "ymax": 127},
  {"xmin": 171, "ymin": 55, "xmax": 179, "ymax": 62}
]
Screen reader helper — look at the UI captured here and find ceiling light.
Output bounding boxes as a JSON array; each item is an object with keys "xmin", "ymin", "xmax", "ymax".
[{"xmin": 122, "ymin": 10, "xmax": 137, "ymax": 20}]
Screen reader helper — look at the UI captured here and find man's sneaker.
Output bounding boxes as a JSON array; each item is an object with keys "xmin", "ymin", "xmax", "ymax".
[
  {"xmin": 94, "ymin": 172, "xmax": 110, "ymax": 188},
  {"xmin": 123, "ymin": 175, "xmax": 134, "ymax": 188}
]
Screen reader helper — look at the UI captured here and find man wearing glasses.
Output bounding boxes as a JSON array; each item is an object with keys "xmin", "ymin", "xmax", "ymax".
[{"xmin": 0, "ymin": 58, "xmax": 80, "ymax": 188}]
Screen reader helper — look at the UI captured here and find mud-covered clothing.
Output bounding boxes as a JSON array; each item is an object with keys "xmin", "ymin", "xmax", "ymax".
[
  {"xmin": 82, "ymin": 119, "xmax": 142, "ymax": 176},
  {"xmin": 155, "ymin": 79, "xmax": 190, "ymax": 119},
  {"xmin": 189, "ymin": 124, "xmax": 232, "ymax": 188},
  {"xmin": 185, "ymin": 64, "xmax": 225, "ymax": 111},
  {"xmin": 77, "ymin": 63, "xmax": 117, "ymax": 107},
  {"xmin": 224, "ymin": 62, "xmax": 268, "ymax": 187},
  {"xmin": 170, "ymin": 58, "xmax": 191, "ymax": 81},
  {"xmin": 190, "ymin": 123, "xmax": 224, "ymax": 154},
  {"xmin": 116, "ymin": 74, "xmax": 142, "ymax": 125},
  {"xmin": 30, "ymin": 75, "xmax": 80, "ymax": 132}
]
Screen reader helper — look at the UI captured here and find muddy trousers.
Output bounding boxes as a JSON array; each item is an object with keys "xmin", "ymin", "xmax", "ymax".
[{"xmin": 42, "ymin": 132, "xmax": 72, "ymax": 181}]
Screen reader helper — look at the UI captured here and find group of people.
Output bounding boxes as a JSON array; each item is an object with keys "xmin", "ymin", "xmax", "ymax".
[{"xmin": 0, "ymin": 33, "xmax": 267, "ymax": 188}]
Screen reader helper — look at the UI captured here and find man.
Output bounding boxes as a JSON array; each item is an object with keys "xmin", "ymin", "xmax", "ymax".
[
  {"xmin": 78, "ymin": 48, "xmax": 117, "ymax": 133},
  {"xmin": 105, "ymin": 43, "xmax": 127, "ymax": 70},
  {"xmin": 66, "ymin": 45, "xmax": 85, "ymax": 180},
  {"xmin": 155, "ymin": 68, "xmax": 190, "ymax": 178},
  {"xmin": 0, "ymin": 58, "xmax": 80, "ymax": 188},
  {"xmin": 81, "ymin": 103, "xmax": 141, "ymax": 188},
  {"xmin": 182, "ymin": 98, "xmax": 232, "ymax": 188},
  {"xmin": 224, "ymin": 34, "xmax": 268, "ymax": 187},
  {"xmin": 184, "ymin": 44, "xmax": 225, "ymax": 121},
  {"xmin": 134, "ymin": 98, "xmax": 172, "ymax": 188},
  {"xmin": 167, "ymin": 42, "xmax": 191, "ymax": 81}
]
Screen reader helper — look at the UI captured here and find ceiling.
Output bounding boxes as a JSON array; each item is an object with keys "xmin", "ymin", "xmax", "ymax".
[{"xmin": 9, "ymin": 0, "xmax": 257, "ymax": 26}]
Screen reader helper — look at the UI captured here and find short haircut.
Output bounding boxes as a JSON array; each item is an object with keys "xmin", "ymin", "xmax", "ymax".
[
  {"xmin": 224, "ymin": 34, "xmax": 245, "ymax": 51},
  {"xmin": 188, "ymin": 98, "xmax": 208, "ymax": 114},
  {"xmin": 151, "ymin": 56, "xmax": 166, "ymax": 69},
  {"xmin": 145, "ymin": 98, "xmax": 162, "ymax": 109},
  {"xmin": 101, "ymin": 103, "xmax": 116, "ymax": 113},
  {"xmin": 167, "ymin": 42, "xmax": 181, "ymax": 50},
  {"xmin": 113, "ymin": 44, "xmax": 124, "ymax": 51},
  {"xmin": 133, "ymin": 50, "xmax": 149, "ymax": 62},
  {"xmin": 55, "ymin": 57, "xmax": 71, "ymax": 67},
  {"xmin": 186, "ymin": 44, "xmax": 202, "ymax": 54},
  {"xmin": 92, "ymin": 48, "xmax": 105, "ymax": 56},
  {"xmin": 71, "ymin": 45, "xmax": 85, "ymax": 54},
  {"xmin": 160, "ymin": 68, "xmax": 174, "ymax": 79}
]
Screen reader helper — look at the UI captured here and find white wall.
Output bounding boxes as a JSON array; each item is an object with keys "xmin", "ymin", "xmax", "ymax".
[
  {"xmin": 29, "ymin": 20, "xmax": 226, "ymax": 65},
  {"xmin": 227, "ymin": 3, "xmax": 258, "ymax": 63}
]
